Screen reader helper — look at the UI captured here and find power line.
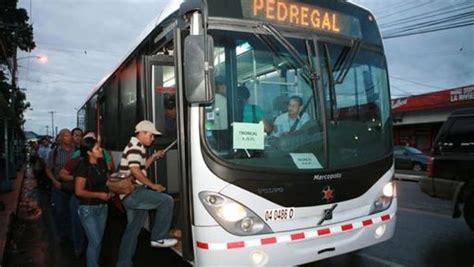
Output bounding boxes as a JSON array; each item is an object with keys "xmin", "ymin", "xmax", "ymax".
[
  {"xmin": 377, "ymin": 1, "xmax": 474, "ymax": 39},
  {"xmin": 383, "ymin": 21, "xmax": 474, "ymax": 39},
  {"xmin": 380, "ymin": 1, "xmax": 473, "ymax": 29},
  {"xmin": 17, "ymin": 65, "xmax": 98, "ymax": 82},
  {"xmin": 389, "ymin": 75, "xmax": 443, "ymax": 90},
  {"xmin": 378, "ymin": 1, "xmax": 434, "ymax": 20},
  {"xmin": 20, "ymin": 77, "xmax": 96, "ymax": 84},
  {"xmin": 390, "ymin": 84, "xmax": 413, "ymax": 97},
  {"xmin": 35, "ymin": 41, "xmax": 122, "ymax": 56},
  {"xmin": 384, "ymin": 11, "xmax": 474, "ymax": 35}
]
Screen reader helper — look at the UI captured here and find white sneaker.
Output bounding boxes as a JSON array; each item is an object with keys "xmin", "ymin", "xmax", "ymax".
[{"xmin": 150, "ymin": 238, "xmax": 178, "ymax": 248}]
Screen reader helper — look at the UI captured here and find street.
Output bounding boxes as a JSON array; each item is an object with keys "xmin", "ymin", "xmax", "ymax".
[
  {"xmin": 2, "ymin": 1, "xmax": 473, "ymax": 266},
  {"xmin": 306, "ymin": 179, "xmax": 474, "ymax": 267},
  {"xmin": 5, "ymin": 172, "xmax": 474, "ymax": 267}
]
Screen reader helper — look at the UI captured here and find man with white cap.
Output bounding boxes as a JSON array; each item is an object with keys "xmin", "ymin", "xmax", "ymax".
[{"xmin": 116, "ymin": 120, "xmax": 177, "ymax": 267}]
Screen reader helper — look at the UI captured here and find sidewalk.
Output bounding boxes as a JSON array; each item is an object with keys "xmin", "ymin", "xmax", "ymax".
[{"xmin": 0, "ymin": 167, "xmax": 25, "ymax": 265}]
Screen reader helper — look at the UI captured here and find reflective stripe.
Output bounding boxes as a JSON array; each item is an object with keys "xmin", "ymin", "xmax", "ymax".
[{"xmin": 196, "ymin": 213, "xmax": 393, "ymax": 251}]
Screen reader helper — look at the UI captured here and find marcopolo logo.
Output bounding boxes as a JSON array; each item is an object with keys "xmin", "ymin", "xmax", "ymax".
[{"xmin": 313, "ymin": 173, "xmax": 342, "ymax": 181}]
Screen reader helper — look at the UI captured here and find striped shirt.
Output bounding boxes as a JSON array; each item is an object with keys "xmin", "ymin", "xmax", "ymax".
[
  {"xmin": 119, "ymin": 136, "xmax": 147, "ymax": 186},
  {"xmin": 46, "ymin": 145, "xmax": 74, "ymax": 178}
]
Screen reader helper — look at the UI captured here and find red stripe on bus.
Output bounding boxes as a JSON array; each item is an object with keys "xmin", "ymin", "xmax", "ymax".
[
  {"xmin": 381, "ymin": 214, "xmax": 391, "ymax": 221},
  {"xmin": 290, "ymin": 232, "xmax": 305, "ymax": 240},
  {"xmin": 362, "ymin": 219, "xmax": 373, "ymax": 226},
  {"xmin": 196, "ymin": 242, "xmax": 209, "ymax": 250},
  {"xmin": 227, "ymin": 241, "xmax": 245, "ymax": 249},
  {"xmin": 317, "ymin": 228, "xmax": 331, "ymax": 236},
  {"xmin": 261, "ymin": 237, "xmax": 277, "ymax": 245},
  {"xmin": 341, "ymin": 224, "xmax": 353, "ymax": 231}
]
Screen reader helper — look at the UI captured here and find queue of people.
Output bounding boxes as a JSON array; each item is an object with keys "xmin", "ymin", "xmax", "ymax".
[
  {"xmin": 28, "ymin": 78, "xmax": 309, "ymax": 266},
  {"xmin": 32, "ymin": 121, "xmax": 177, "ymax": 267}
]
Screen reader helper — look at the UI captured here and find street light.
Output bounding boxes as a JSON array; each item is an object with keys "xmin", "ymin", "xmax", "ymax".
[{"xmin": 17, "ymin": 54, "xmax": 48, "ymax": 63}]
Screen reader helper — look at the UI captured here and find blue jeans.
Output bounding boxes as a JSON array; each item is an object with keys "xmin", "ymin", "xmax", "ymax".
[
  {"xmin": 51, "ymin": 188, "xmax": 71, "ymax": 242},
  {"xmin": 78, "ymin": 204, "xmax": 108, "ymax": 267},
  {"xmin": 70, "ymin": 195, "xmax": 86, "ymax": 254},
  {"xmin": 116, "ymin": 186, "xmax": 174, "ymax": 267}
]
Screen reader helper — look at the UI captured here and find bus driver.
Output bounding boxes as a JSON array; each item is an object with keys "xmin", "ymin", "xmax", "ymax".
[{"xmin": 271, "ymin": 95, "xmax": 310, "ymax": 137}]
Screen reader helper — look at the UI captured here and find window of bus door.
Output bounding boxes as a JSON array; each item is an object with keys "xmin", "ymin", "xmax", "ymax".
[
  {"xmin": 318, "ymin": 42, "xmax": 391, "ymax": 168},
  {"xmin": 205, "ymin": 30, "xmax": 326, "ymax": 171},
  {"xmin": 152, "ymin": 65, "xmax": 176, "ymax": 139}
]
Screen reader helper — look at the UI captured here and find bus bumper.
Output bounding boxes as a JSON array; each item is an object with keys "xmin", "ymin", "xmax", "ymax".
[{"xmin": 193, "ymin": 201, "xmax": 397, "ymax": 266}]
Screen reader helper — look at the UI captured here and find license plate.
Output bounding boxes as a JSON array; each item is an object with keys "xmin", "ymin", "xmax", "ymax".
[{"xmin": 264, "ymin": 208, "xmax": 295, "ymax": 221}]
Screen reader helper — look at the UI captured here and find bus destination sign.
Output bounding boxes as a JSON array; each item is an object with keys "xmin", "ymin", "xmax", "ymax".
[{"xmin": 242, "ymin": 0, "xmax": 362, "ymax": 38}]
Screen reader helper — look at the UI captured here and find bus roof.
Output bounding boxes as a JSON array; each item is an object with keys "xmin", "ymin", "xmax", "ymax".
[{"xmin": 81, "ymin": 0, "xmax": 183, "ymax": 108}]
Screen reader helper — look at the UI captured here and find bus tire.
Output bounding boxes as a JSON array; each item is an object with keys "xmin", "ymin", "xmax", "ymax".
[{"xmin": 463, "ymin": 186, "xmax": 474, "ymax": 231}]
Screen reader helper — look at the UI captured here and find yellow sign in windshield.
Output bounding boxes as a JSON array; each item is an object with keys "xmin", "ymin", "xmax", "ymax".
[{"xmin": 242, "ymin": 0, "xmax": 361, "ymax": 37}]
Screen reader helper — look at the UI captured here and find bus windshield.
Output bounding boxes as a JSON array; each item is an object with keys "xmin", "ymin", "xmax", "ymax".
[{"xmin": 204, "ymin": 29, "xmax": 391, "ymax": 172}]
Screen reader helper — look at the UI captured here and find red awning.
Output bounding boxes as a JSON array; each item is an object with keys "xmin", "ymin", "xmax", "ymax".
[{"xmin": 392, "ymin": 84, "xmax": 474, "ymax": 113}]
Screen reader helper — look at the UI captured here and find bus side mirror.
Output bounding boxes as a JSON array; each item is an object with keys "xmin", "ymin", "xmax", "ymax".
[{"xmin": 184, "ymin": 34, "xmax": 215, "ymax": 104}]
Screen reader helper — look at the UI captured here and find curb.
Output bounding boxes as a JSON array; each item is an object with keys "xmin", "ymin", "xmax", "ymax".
[{"xmin": 0, "ymin": 166, "xmax": 26, "ymax": 266}]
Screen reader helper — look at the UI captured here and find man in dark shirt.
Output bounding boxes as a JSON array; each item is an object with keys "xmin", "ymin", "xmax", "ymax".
[{"xmin": 45, "ymin": 128, "xmax": 74, "ymax": 243}]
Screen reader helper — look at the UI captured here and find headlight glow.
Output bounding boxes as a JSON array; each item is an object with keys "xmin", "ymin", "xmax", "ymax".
[
  {"xmin": 375, "ymin": 224, "xmax": 386, "ymax": 239},
  {"xmin": 383, "ymin": 182, "xmax": 394, "ymax": 197},
  {"xmin": 370, "ymin": 182, "xmax": 394, "ymax": 215},
  {"xmin": 216, "ymin": 203, "xmax": 247, "ymax": 222},
  {"xmin": 199, "ymin": 191, "xmax": 272, "ymax": 236},
  {"xmin": 250, "ymin": 250, "xmax": 268, "ymax": 266}
]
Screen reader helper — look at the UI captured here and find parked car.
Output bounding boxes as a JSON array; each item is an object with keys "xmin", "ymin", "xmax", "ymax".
[
  {"xmin": 419, "ymin": 107, "xmax": 474, "ymax": 230},
  {"xmin": 393, "ymin": 145, "xmax": 429, "ymax": 171}
]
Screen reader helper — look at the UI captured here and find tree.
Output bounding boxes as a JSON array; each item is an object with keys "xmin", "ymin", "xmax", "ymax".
[
  {"xmin": 0, "ymin": 0, "xmax": 34, "ymax": 128},
  {"xmin": 0, "ymin": 0, "xmax": 34, "ymax": 177},
  {"xmin": 0, "ymin": 71, "xmax": 13, "ymax": 120},
  {"xmin": 0, "ymin": 0, "xmax": 35, "ymax": 61}
]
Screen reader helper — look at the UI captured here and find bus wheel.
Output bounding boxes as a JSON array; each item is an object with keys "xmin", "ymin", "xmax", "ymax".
[
  {"xmin": 412, "ymin": 163, "xmax": 422, "ymax": 172},
  {"xmin": 463, "ymin": 188, "xmax": 474, "ymax": 231}
]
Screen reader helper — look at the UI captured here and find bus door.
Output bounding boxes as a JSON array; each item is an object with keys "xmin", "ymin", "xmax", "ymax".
[
  {"xmin": 143, "ymin": 55, "xmax": 176, "ymax": 190},
  {"xmin": 143, "ymin": 54, "xmax": 192, "ymax": 260}
]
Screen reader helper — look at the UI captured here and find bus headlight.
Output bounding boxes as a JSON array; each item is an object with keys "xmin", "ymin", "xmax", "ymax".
[
  {"xmin": 370, "ymin": 182, "xmax": 394, "ymax": 214},
  {"xmin": 382, "ymin": 182, "xmax": 394, "ymax": 197},
  {"xmin": 199, "ymin": 191, "xmax": 272, "ymax": 236}
]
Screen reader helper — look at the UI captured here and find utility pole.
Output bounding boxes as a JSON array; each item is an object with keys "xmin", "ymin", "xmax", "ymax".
[
  {"xmin": 45, "ymin": 125, "xmax": 49, "ymax": 136},
  {"xmin": 49, "ymin": 111, "xmax": 56, "ymax": 138}
]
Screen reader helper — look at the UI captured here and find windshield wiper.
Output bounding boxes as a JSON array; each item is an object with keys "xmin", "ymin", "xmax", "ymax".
[
  {"xmin": 333, "ymin": 39, "xmax": 361, "ymax": 84},
  {"xmin": 259, "ymin": 23, "xmax": 317, "ymax": 82},
  {"xmin": 289, "ymin": 40, "xmax": 318, "ymax": 132},
  {"xmin": 323, "ymin": 40, "xmax": 361, "ymax": 122},
  {"xmin": 256, "ymin": 24, "xmax": 319, "ymax": 131},
  {"xmin": 323, "ymin": 43, "xmax": 338, "ymax": 122}
]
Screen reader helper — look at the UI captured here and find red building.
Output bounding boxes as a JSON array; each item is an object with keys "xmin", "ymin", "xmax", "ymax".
[{"xmin": 392, "ymin": 84, "xmax": 474, "ymax": 154}]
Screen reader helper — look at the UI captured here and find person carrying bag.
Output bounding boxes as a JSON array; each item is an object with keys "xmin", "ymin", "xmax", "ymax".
[
  {"xmin": 116, "ymin": 120, "xmax": 177, "ymax": 267},
  {"xmin": 75, "ymin": 137, "xmax": 112, "ymax": 267},
  {"xmin": 106, "ymin": 172, "xmax": 134, "ymax": 195}
]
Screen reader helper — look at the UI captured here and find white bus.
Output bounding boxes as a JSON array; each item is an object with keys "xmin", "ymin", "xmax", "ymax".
[{"xmin": 78, "ymin": 0, "xmax": 396, "ymax": 265}]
